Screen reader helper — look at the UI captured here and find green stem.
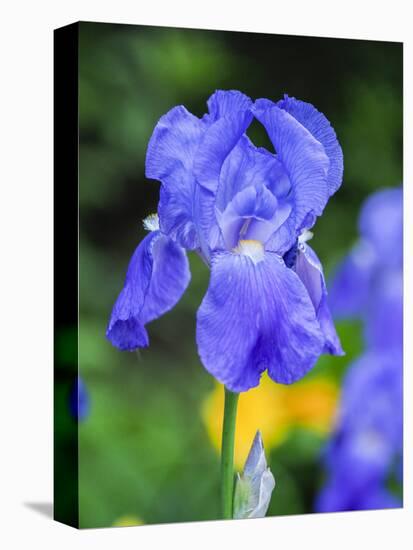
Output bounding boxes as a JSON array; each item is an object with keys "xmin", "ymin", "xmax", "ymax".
[{"xmin": 220, "ymin": 387, "xmax": 239, "ymax": 519}]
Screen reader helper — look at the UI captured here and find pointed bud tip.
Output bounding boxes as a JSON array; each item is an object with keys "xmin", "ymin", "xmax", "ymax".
[{"xmin": 233, "ymin": 430, "xmax": 276, "ymax": 519}]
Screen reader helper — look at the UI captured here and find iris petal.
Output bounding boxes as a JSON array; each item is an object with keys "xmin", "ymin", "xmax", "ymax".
[
  {"xmin": 216, "ymin": 136, "xmax": 290, "ymax": 212},
  {"xmin": 196, "ymin": 249, "xmax": 324, "ymax": 392},
  {"xmin": 206, "ymin": 89, "xmax": 253, "ymax": 121},
  {"xmin": 192, "ymin": 94, "xmax": 254, "ymax": 249},
  {"xmin": 106, "ymin": 231, "xmax": 191, "ymax": 351},
  {"xmin": 295, "ymin": 244, "xmax": 343, "ymax": 355},
  {"xmin": 146, "ymin": 106, "xmax": 204, "ymax": 178},
  {"xmin": 277, "ymin": 95, "xmax": 343, "ymax": 196},
  {"xmin": 194, "ymin": 109, "xmax": 253, "ymax": 193},
  {"xmin": 253, "ymin": 101, "xmax": 330, "ymax": 230},
  {"xmin": 145, "ymin": 92, "xmax": 254, "ymax": 250},
  {"xmin": 145, "ymin": 106, "xmax": 205, "ymax": 249},
  {"xmin": 217, "ymin": 184, "xmax": 291, "ymax": 249},
  {"xmin": 214, "ymin": 135, "xmax": 294, "ymax": 253}
]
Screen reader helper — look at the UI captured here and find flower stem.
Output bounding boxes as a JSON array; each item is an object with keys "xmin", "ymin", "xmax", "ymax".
[{"xmin": 220, "ymin": 387, "xmax": 239, "ymax": 519}]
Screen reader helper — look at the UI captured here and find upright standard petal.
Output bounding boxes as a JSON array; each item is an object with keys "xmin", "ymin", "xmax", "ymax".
[
  {"xmin": 194, "ymin": 90, "xmax": 253, "ymax": 194},
  {"xmin": 193, "ymin": 104, "xmax": 254, "ymax": 251},
  {"xmin": 253, "ymin": 101, "xmax": 330, "ymax": 230},
  {"xmin": 146, "ymin": 92, "xmax": 253, "ymax": 252},
  {"xmin": 196, "ymin": 245, "xmax": 324, "ymax": 392},
  {"xmin": 206, "ymin": 89, "xmax": 253, "ymax": 122},
  {"xmin": 145, "ymin": 106, "xmax": 205, "ymax": 249},
  {"xmin": 193, "ymin": 108, "xmax": 253, "ymax": 193},
  {"xmin": 212, "ymin": 136, "xmax": 294, "ymax": 253},
  {"xmin": 215, "ymin": 136, "xmax": 287, "ymax": 211},
  {"xmin": 295, "ymin": 243, "xmax": 343, "ymax": 355},
  {"xmin": 277, "ymin": 95, "xmax": 343, "ymax": 196},
  {"xmin": 106, "ymin": 231, "xmax": 191, "ymax": 351}
]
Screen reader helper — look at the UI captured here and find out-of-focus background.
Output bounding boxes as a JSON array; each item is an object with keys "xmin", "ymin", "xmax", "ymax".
[{"xmin": 59, "ymin": 22, "xmax": 402, "ymax": 527}]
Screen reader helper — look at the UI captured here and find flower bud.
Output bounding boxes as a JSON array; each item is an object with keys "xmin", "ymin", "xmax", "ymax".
[{"xmin": 233, "ymin": 431, "xmax": 275, "ymax": 519}]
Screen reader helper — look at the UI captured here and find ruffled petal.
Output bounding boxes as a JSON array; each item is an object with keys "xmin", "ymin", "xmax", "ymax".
[
  {"xmin": 206, "ymin": 89, "xmax": 253, "ymax": 122},
  {"xmin": 106, "ymin": 231, "xmax": 191, "ymax": 351},
  {"xmin": 148, "ymin": 92, "xmax": 254, "ymax": 252},
  {"xmin": 146, "ymin": 105, "xmax": 204, "ymax": 179},
  {"xmin": 194, "ymin": 90, "xmax": 253, "ymax": 194},
  {"xmin": 145, "ymin": 106, "xmax": 205, "ymax": 249},
  {"xmin": 196, "ymin": 248, "xmax": 324, "ymax": 392},
  {"xmin": 253, "ymin": 101, "xmax": 330, "ymax": 230},
  {"xmin": 192, "ymin": 95, "xmax": 254, "ymax": 250},
  {"xmin": 277, "ymin": 95, "xmax": 343, "ymax": 196},
  {"xmin": 295, "ymin": 244, "xmax": 343, "ymax": 355},
  {"xmin": 194, "ymin": 109, "xmax": 253, "ymax": 193}
]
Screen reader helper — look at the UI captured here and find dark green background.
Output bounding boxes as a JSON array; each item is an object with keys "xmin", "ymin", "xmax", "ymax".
[{"xmin": 66, "ymin": 22, "xmax": 402, "ymax": 527}]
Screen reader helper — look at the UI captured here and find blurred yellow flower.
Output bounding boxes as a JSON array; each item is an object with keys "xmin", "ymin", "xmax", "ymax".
[
  {"xmin": 202, "ymin": 374, "xmax": 338, "ymax": 468},
  {"xmin": 112, "ymin": 515, "xmax": 143, "ymax": 527},
  {"xmin": 284, "ymin": 378, "xmax": 339, "ymax": 435}
]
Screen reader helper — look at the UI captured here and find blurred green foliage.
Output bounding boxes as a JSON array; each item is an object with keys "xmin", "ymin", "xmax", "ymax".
[{"xmin": 74, "ymin": 22, "xmax": 402, "ymax": 527}]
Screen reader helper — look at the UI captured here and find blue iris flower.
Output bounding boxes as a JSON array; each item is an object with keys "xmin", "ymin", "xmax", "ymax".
[
  {"xmin": 317, "ymin": 187, "xmax": 403, "ymax": 512},
  {"xmin": 106, "ymin": 90, "xmax": 344, "ymax": 392}
]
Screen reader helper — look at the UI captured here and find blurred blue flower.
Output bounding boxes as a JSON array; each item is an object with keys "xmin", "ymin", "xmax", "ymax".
[
  {"xmin": 70, "ymin": 376, "xmax": 90, "ymax": 421},
  {"xmin": 317, "ymin": 186, "xmax": 403, "ymax": 512},
  {"xmin": 316, "ymin": 351, "xmax": 402, "ymax": 512},
  {"xmin": 329, "ymin": 187, "xmax": 403, "ymax": 351},
  {"xmin": 317, "ymin": 474, "xmax": 401, "ymax": 512},
  {"xmin": 107, "ymin": 90, "xmax": 344, "ymax": 391}
]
